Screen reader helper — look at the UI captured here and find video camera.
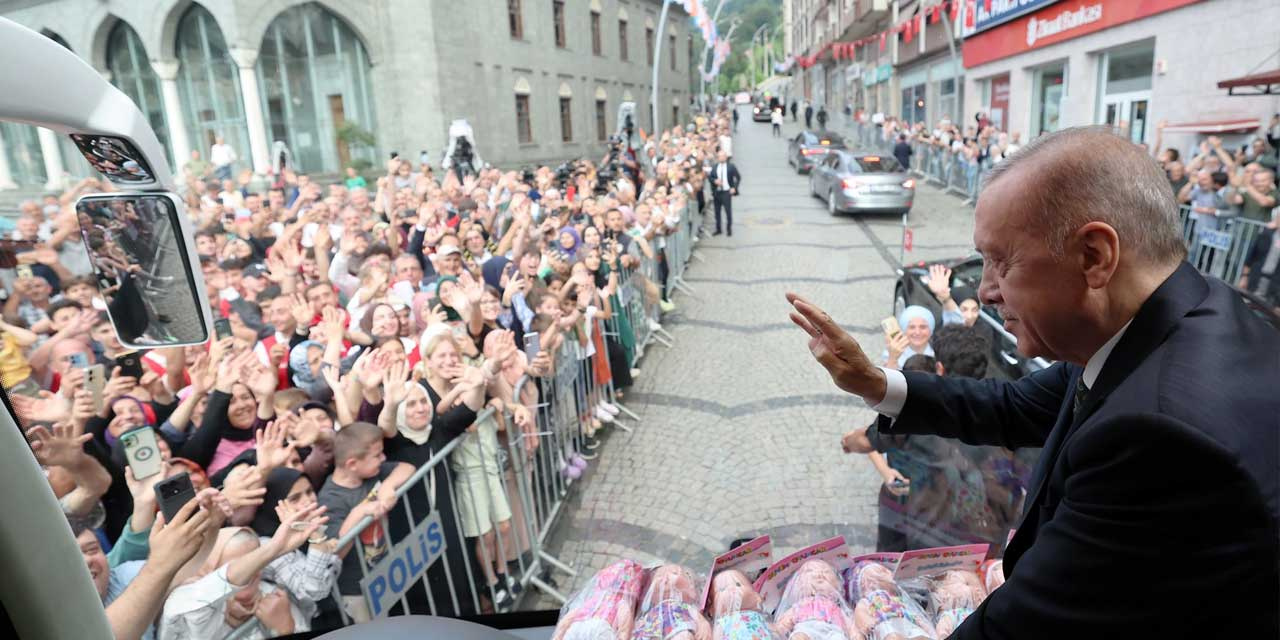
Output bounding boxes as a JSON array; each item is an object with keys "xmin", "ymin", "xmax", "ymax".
[{"xmin": 442, "ymin": 119, "xmax": 482, "ymax": 182}]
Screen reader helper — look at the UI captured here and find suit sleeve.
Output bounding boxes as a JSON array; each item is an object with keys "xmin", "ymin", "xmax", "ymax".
[
  {"xmin": 877, "ymin": 363, "xmax": 1069, "ymax": 450},
  {"xmin": 951, "ymin": 412, "xmax": 1279, "ymax": 639}
]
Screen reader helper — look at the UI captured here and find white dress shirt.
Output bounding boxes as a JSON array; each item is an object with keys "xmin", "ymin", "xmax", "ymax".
[{"xmin": 872, "ymin": 321, "xmax": 1133, "ymax": 418}]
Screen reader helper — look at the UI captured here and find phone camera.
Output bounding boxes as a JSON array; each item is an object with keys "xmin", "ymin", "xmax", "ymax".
[{"xmin": 134, "ymin": 446, "xmax": 154, "ymax": 461}]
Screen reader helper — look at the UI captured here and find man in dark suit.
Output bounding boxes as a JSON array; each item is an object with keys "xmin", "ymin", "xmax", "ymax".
[
  {"xmin": 788, "ymin": 127, "xmax": 1279, "ymax": 638},
  {"xmin": 711, "ymin": 150, "xmax": 740, "ymax": 237}
]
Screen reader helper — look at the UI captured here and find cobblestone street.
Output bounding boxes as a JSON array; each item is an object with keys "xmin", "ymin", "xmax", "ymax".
[{"xmin": 529, "ymin": 109, "xmax": 981, "ymax": 606}]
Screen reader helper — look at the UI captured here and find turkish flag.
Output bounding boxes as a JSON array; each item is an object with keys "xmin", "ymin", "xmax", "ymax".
[
  {"xmin": 930, "ymin": 5, "xmax": 941, "ymax": 24},
  {"xmin": 984, "ymin": 0, "xmax": 993, "ymax": 11},
  {"xmin": 904, "ymin": 228, "xmax": 914, "ymax": 252},
  {"xmin": 903, "ymin": 20, "xmax": 913, "ymax": 44}
]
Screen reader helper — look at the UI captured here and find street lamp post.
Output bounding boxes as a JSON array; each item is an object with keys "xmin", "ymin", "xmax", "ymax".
[
  {"xmin": 652, "ymin": 0, "xmax": 673, "ymax": 135},
  {"xmin": 751, "ymin": 24, "xmax": 768, "ymax": 89},
  {"xmin": 699, "ymin": 0, "xmax": 734, "ymax": 110}
]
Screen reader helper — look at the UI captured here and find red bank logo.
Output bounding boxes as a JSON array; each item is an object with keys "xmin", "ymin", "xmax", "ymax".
[{"xmin": 1027, "ymin": 4, "xmax": 1104, "ymax": 46}]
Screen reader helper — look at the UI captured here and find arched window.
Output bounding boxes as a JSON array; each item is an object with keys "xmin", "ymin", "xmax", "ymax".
[
  {"xmin": 106, "ymin": 21, "xmax": 172, "ymax": 167},
  {"xmin": 257, "ymin": 3, "xmax": 377, "ymax": 173},
  {"xmin": 175, "ymin": 4, "xmax": 250, "ymax": 175}
]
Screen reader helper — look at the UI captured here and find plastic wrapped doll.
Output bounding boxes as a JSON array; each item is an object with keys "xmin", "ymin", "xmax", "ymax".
[
  {"xmin": 844, "ymin": 562, "xmax": 935, "ymax": 640},
  {"xmin": 632, "ymin": 564, "xmax": 712, "ymax": 640},
  {"xmin": 978, "ymin": 559, "xmax": 1005, "ymax": 594},
  {"xmin": 709, "ymin": 569, "xmax": 779, "ymax": 640},
  {"xmin": 927, "ymin": 571, "xmax": 987, "ymax": 637},
  {"xmin": 553, "ymin": 559, "xmax": 647, "ymax": 640},
  {"xmin": 772, "ymin": 560, "xmax": 860, "ymax": 640}
]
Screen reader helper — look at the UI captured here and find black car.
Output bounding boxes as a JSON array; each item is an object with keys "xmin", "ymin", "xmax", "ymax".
[
  {"xmin": 895, "ymin": 254, "xmax": 1280, "ymax": 381},
  {"xmin": 787, "ymin": 130, "xmax": 846, "ymax": 174},
  {"xmin": 751, "ymin": 101, "xmax": 773, "ymax": 122}
]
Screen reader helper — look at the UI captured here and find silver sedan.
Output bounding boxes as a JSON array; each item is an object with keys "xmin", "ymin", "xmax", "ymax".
[{"xmin": 809, "ymin": 151, "xmax": 915, "ymax": 216}]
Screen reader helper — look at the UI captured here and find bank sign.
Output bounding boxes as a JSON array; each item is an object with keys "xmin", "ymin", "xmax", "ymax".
[
  {"xmin": 972, "ymin": 0, "xmax": 1061, "ymax": 34},
  {"xmin": 963, "ymin": 0, "xmax": 1202, "ymax": 68},
  {"xmin": 360, "ymin": 510, "xmax": 446, "ymax": 617}
]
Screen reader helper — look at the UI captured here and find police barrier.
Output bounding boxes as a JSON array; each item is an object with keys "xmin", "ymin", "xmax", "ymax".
[{"xmin": 331, "ymin": 198, "xmax": 706, "ymax": 622}]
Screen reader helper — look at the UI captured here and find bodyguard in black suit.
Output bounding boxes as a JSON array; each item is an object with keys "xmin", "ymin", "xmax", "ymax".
[
  {"xmin": 788, "ymin": 127, "xmax": 1279, "ymax": 638},
  {"xmin": 711, "ymin": 150, "xmax": 740, "ymax": 237}
]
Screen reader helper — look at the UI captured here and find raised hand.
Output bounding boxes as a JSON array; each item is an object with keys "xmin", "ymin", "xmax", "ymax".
[
  {"xmin": 101, "ymin": 367, "xmax": 138, "ymax": 402},
  {"xmin": 146, "ymin": 500, "xmax": 212, "ymax": 573},
  {"xmin": 255, "ymin": 420, "xmax": 297, "ymax": 471},
  {"xmin": 13, "ymin": 390, "xmax": 72, "ymax": 424},
  {"xmin": 382, "ymin": 359, "xmax": 412, "ymax": 406},
  {"xmin": 271, "ymin": 502, "xmax": 330, "ymax": 554},
  {"xmin": 221, "ymin": 465, "xmax": 268, "ymax": 510},
  {"xmin": 26, "ymin": 422, "xmax": 92, "ymax": 468},
  {"xmin": 886, "ymin": 332, "xmax": 910, "ymax": 367},
  {"xmin": 290, "ymin": 293, "xmax": 313, "ymax": 328},
  {"xmin": 243, "ymin": 360, "xmax": 278, "ymax": 398},
  {"xmin": 926, "ymin": 264, "xmax": 953, "ymax": 301},
  {"xmin": 787, "ymin": 293, "xmax": 885, "ymax": 401}
]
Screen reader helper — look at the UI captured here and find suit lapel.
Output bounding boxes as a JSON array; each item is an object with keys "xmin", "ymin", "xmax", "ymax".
[{"xmin": 1005, "ymin": 262, "xmax": 1211, "ymax": 570}]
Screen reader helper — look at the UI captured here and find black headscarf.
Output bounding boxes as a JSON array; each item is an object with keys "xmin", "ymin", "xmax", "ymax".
[{"xmin": 249, "ymin": 467, "xmax": 308, "ymax": 538}]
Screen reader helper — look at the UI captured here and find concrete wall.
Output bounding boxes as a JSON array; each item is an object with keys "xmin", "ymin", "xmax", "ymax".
[{"xmin": 961, "ymin": 0, "xmax": 1280, "ymax": 152}]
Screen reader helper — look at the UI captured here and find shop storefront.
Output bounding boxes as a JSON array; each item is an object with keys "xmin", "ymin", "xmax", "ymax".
[
  {"xmin": 863, "ymin": 63, "xmax": 893, "ymax": 115},
  {"xmin": 957, "ymin": 0, "xmax": 1259, "ymax": 152}
]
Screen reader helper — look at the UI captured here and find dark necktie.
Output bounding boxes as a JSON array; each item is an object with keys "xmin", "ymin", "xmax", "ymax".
[{"xmin": 1073, "ymin": 376, "xmax": 1089, "ymax": 417}]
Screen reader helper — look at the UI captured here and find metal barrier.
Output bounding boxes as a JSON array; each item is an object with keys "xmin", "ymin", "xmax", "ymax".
[
  {"xmin": 1177, "ymin": 205, "xmax": 1270, "ymax": 286},
  {"xmin": 330, "ymin": 198, "xmax": 705, "ymax": 623}
]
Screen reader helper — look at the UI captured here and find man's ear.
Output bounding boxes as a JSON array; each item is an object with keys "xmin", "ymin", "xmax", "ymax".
[{"xmin": 935, "ymin": 362, "xmax": 946, "ymax": 377}]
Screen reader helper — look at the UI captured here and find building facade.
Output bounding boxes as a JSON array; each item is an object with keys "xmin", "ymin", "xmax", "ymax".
[
  {"xmin": 0, "ymin": 0, "xmax": 694, "ymax": 190},
  {"xmin": 960, "ymin": 0, "xmax": 1280, "ymax": 153}
]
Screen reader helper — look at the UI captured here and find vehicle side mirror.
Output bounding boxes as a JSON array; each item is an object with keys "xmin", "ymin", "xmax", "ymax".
[{"xmin": 74, "ymin": 193, "xmax": 209, "ymax": 348}]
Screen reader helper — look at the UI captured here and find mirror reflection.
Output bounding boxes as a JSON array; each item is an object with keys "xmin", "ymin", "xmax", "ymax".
[
  {"xmin": 75, "ymin": 194, "xmax": 207, "ymax": 346},
  {"xmin": 69, "ymin": 134, "xmax": 154, "ymax": 183}
]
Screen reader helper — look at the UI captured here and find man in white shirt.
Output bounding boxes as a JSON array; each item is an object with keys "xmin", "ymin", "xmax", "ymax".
[
  {"xmin": 787, "ymin": 127, "xmax": 1279, "ymax": 638},
  {"xmin": 210, "ymin": 136, "xmax": 237, "ymax": 181},
  {"xmin": 710, "ymin": 150, "xmax": 740, "ymax": 237}
]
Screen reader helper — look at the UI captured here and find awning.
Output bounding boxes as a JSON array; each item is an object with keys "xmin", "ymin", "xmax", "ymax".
[
  {"xmin": 1217, "ymin": 69, "xmax": 1280, "ymax": 96},
  {"xmin": 1160, "ymin": 119, "xmax": 1261, "ymax": 134}
]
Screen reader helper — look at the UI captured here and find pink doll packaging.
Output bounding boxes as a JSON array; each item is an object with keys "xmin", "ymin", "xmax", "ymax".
[
  {"xmin": 892, "ymin": 544, "xmax": 990, "ymax": 639},
  {"xmin": 843, "ymin": 560, "xmax": 935, "ymax": 640},
  {"xmin": 553, "ymin": 559, "xmax": 648, "ymax": 640},
  {"xmin": 631, "ymin": 564, "xmax": 713, "ymax": 640},
  {"xmin": 703, "ymin": 537, "xmax": 779, "ymax": 640},
  {"xmin": 772, "ymin": 559, "xmax": 860, "ymax": 640},
  {"xmin": 753, "ymin": 536, "xmax": 851, "ymax": 616}
]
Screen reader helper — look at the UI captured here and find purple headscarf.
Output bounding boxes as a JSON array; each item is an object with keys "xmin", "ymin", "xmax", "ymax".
[{"xmin": 558, "ymin": 226, "xmax": 583, "ymax": 259}]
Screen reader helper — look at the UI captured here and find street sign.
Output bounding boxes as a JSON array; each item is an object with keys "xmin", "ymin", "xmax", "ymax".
[
  {"xmin": 1199, "ymin": 230, "xmax": 1232, "ymax": 251},
  {"xmin": 361, "ymin": 510, "xmax": 446, "ymax": 617}
]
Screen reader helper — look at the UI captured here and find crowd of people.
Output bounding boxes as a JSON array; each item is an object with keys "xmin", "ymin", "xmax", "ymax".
[{"xmin": 6, "ymin": 106, "xmax": 739, "ymax": 638}]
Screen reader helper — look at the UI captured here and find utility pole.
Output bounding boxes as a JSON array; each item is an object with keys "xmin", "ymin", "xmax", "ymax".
[{"xmin": 751, "ymin": 24, "xmax": 768, "ymax": 89}]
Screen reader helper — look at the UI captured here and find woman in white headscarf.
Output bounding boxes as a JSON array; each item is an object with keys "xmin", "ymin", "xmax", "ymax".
[{"xmin": 882, "ymin": 305, "xmax": 937, "ymax": 370}]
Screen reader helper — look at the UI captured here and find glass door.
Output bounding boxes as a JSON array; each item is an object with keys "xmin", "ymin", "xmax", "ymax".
[{"xmin": 1101, "ymin": 91, "xmax": 1151, "ymax": 144}]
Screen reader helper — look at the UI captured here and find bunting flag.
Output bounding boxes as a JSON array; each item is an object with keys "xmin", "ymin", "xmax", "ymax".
[
  {"xmin": 879, "ymin": 32, "xmax": 886, "ymax": 51},
  {"xmin": 984, "ymin": 0, "xmax": 993, "ymax": 11},
  {"xmin": 930, "ymin": 5, "xmax": 941, "ymax": 24},
  {"xmin": 953, "ymin": 0, "xmax": 963, "ymax": 22},
  {"xmin": 903, "ymin": 18, "xmax": 913, "ymax": 43}
]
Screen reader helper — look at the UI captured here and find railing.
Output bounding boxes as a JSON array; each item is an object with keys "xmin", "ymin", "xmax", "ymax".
[
  {"xmin": 840, "ymin": 120, "xmax": 1277, "ymax": 288},
  {"xmin": 328, "ymin": 196, "xmax": 708, "ymax": 623}
]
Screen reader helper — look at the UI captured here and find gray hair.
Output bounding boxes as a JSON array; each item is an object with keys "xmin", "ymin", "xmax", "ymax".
[{"xmin": 983, "ymin": 126, "xmax": 1187, "ymax": 266}]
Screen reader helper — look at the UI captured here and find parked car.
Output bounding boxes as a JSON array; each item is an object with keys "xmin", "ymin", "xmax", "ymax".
[
  {"xmin": 787, "ymin": 130, "xmax": 846, "ymax": 174},
  {"xmin": 809, "ymin": 151, "xmax": 915, "ymax": 216},
  {"xmin": 895, "ymin": 254, "xmax": 1280, "ymax": 381}
]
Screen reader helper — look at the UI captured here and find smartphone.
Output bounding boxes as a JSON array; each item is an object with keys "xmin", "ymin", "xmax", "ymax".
[
  {"xmin": 155, "ymin": 472, "xmax": 196, "ymax": 524},
  {"xmin": 116, "ymin": 352, "xmax": 143, "ymax": 379},
  {"xmin": 523, "ymin": 332, "xmax": 541, "ymax": 363},
  {"xmin": 889, "ymin": 479, "xmax": 909, "ymax": 488},
  {"xmin": 214, "ymin": 317, "xmax": 233, "ymax": 341},
  {"xmin": 69, "ymin": 352, "xmax": 90, "ymax": 369},
  {"xmin": 85, "ymin": 364, "xmax": 106, "ymax": 414},
  {"xmin": 15, "ymin": 264, "xmax": 33, "ymax": 280},
  {"xmin": 881, "ymin": 317, "xmax": 902, "ymax": 339},
  {"xmin": 121, "ymin": 426, "xmax": 164, "ymax": 480}
]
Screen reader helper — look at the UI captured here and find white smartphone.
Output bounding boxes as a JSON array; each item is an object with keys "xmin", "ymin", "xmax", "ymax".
[
  {"xmin": 120, "ymin": 426, "xmax": 164, "ymax": 479},
  {"xmin": 523, "ymin": 332, "xmax": 541, "ymax": 363}
]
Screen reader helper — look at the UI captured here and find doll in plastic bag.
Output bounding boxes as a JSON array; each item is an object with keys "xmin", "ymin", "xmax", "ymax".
[
  {"xmin": 927, "ymin": 571, "xmax": 987, "ymax": 637},
  {"xmin": 632, "ymin": 564, "xmax": 712, "ymax": 640},
  {"xmin": 553, "ymin": 559, "xmax": 647, "ymax": 640},
  {"xmin": 843, "ymin": 561, "xmax": 935, "ymax": 640},
  {"xmin": 772, "ymin": 559, "xmax": 860, "ymax": 640},
  {"xmin": 708, "ymin": 569, "xmax": 779, "ymax": 640},
  {"xmin": 978, "ymin": 559, "xmax": 1004, "ymax": 593}
]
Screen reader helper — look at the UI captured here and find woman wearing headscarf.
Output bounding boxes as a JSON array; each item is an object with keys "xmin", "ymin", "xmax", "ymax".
[
  {"xmin": 375, "ymin": 333, "xmax": 489, "ymax": 616},
  {"xmin": 247, "ymin": 468, "xmax": 342, "ymax": 626},
  {"xmin": 883, "ymin": 305, "xmax": 937, "ymax": 370},
  {"xmin": 557, "ymin": 226, "xmax": 582, "ymax": 260}
]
